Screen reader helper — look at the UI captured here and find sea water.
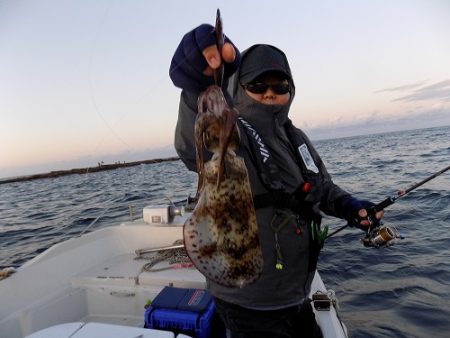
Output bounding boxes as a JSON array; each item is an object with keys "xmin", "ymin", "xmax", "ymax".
[{"xmin": 1, "ymin": 126, "xmax": 449, "ymax": 338}]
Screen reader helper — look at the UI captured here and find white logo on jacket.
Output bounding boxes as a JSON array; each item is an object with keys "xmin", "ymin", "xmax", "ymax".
[
  {"xmin": 238, "ymin": 117, "xmax": 270, "ymax": 163},
  {"xmin": 298, "ymin": 144, "xmax": 319, "ymax": 173}
]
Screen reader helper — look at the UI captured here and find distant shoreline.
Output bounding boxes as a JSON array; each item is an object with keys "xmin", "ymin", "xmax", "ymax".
[{"xmin": 0, "ymin": 157, "xmax": 180, "ymax": 185}]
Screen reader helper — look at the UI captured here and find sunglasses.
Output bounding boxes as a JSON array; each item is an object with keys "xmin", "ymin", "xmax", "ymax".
[{"xmin": 242, "ymin": 82, "xmax": 291, "ymax": 95}]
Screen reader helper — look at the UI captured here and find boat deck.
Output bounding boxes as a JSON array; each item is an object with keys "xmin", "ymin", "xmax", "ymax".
[
  {"xmin": 71, "ymin": 253, "xmax": 206, "ymax": 290},
  {"xmin": 69, "ymin": 252, "xmax": 207, "ymax": 327}
]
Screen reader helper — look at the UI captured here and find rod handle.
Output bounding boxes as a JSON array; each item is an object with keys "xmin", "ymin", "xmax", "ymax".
[{"xmin": 373, "ymin": 196, "xmax": 397, "ymax": 213}]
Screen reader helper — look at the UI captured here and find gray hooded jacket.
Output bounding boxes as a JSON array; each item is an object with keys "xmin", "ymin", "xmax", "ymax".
[{"xmin": 174, "ymin": 45, "xmax": 350, "ymax": 309}]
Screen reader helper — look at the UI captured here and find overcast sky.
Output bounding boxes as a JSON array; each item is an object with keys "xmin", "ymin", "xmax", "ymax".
[{"xmin": 1, "ymin": 0, "xmax": 450, "ymax": 178}]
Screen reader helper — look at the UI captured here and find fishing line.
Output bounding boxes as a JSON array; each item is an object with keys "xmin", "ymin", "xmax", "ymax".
[
  {"xmin": 77, "ymin": 197, "xmax": 116, "ymax": 237},
  {"xmin": 85, "ymin": 2, "xmax": 180, "ymax": 211},
  {"xmin": 85, "ymin": 2, "xmax": 217, "ymax": 172},
  {"xmin": 85, "ymin": 5, "xmax": 223, "ymax": 200},
  {"xmin": 88, "ymin": 0, "xmax": 132, "ymax": 151},
  {"xmin": 76, "ymin": 7, "xmax": 223, "ymax": 236}
]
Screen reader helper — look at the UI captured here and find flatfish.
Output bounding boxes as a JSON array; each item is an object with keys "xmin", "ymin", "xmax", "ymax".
[{"xmin": 183, "ymin": 85, "xmax": 263, "ymax": 288}]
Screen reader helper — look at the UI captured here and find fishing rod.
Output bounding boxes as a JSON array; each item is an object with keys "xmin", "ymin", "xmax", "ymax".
[
  {"xmin": 370, "ymin": 164, "xmax": 450, "ymax": 212},
  {"xmin": 326, "ymin": 164, "xmax": 450, "ymax": 245}
]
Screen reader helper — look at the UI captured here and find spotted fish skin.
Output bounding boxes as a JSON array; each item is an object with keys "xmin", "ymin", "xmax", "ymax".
[{"xmin": 183, "ymin": 85, "xmax": 263, "ymax": 288}]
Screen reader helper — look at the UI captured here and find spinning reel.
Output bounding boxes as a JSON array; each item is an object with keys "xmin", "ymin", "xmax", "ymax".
[{"xmin": 361, "ymin": 222, "xmax": 403, "ymax": 248}]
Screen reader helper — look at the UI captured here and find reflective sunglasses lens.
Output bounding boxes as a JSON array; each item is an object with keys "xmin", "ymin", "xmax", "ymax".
[
  {"xmin": 244, "ymin": 83, "xmax": 290, "ymax": 95},
  {"xmin": 246, "ymin": 83, "xmax": 269, "ymax": 94},
  {"xmin": 271, "ymin": 84, "xmax": 290, "ymax": 94}
]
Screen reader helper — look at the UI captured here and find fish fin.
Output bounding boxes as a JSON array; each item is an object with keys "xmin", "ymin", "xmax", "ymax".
[{"xmin": 183, "ymin": 201, "xmax": 263, "ymax": 288}]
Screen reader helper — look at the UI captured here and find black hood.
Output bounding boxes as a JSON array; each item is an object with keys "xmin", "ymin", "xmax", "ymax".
[{"xmin": 228, "ymin": 44, "xmax": 296, "ymax": 132}]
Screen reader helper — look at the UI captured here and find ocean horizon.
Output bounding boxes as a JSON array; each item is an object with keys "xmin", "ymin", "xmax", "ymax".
[
  {"xmin": 1, "ymin": 125, "xmax": 449, "ymax": 337},
  {"xmin": 3, "ymin": 124, "xmax": 448, "ymax": 181}
]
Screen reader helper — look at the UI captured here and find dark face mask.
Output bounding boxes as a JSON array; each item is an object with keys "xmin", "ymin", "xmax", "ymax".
[{"xmin": 233, "ymin": 85, "xmax": 292, "ymax": 132}]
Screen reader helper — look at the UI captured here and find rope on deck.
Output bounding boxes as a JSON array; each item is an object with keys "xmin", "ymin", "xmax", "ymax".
[
  {"xmin": 0, "ymin": 267, "xmax": 16, "ymax": 280},
  {"xmin": 137, "ymin": 239, "xmax": 193, "ymax": 272}
]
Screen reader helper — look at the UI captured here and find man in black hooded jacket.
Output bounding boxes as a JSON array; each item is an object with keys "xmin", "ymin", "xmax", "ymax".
[{"xmin": 169, "ymin": 24, "xmax": 384, "ymax": 338}]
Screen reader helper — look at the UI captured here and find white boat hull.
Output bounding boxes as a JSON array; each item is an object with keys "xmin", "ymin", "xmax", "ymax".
[{"xmin": 0, "ymin": 209, "xmax": 347, "ymax": 338}]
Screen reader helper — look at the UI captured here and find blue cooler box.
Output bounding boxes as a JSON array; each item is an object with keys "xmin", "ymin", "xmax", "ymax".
[{"xmin": 145, "ymin": 287, "xmax": 220, "ymax": 338}]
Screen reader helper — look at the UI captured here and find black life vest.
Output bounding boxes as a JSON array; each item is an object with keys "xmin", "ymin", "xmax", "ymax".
[{"xmin": 238, "ymin": 116, "xmax": 325, "ymax": 219}]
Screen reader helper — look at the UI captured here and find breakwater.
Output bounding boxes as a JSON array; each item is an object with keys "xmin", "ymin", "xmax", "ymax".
[{"xmin": 0, "ymin": 157, "xmax": 180, "ymax": 185}]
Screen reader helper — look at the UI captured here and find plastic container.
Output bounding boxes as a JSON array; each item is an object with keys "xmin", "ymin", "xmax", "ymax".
[{"xmin": 145, "ymin": 287, "xmax": 218, "ymax": 338}]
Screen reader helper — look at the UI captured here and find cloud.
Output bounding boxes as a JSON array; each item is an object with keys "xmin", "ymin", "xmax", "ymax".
[
  {"xmin": 393, "ymin": 79, "xmax": 450, "ymax": 103},
  {"xmin": 376, "ymin": 79, "xmax": 450, "ymax": 103},
  {"xmin": 374, "ymin": 80, "xmax": 428, "ymax": 93},
  {"xmin": 304, "ymin": 108, "xmax": 450, "ymax": 141}
]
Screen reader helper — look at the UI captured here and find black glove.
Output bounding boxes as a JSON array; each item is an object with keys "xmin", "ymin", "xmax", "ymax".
[
  {"xmin": 336, "ymin": 195, "xmax": 378, "ymax": 229},
  {"xmin": 169, "ymin": 24, "xmax": 241, "ymax": 92}
]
